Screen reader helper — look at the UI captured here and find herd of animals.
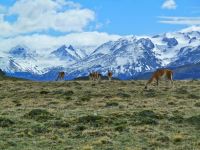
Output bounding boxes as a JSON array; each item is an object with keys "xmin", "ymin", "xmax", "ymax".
[
  {"xmin": 89, "ymin": 71, "xmax": 113, "ymax": 81},
  {"xmin": 56, "ymin": 69, "xmax": 174, "ymax": 89}
]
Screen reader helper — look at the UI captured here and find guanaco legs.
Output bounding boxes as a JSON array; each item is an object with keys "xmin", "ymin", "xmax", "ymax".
[
  {"xmin": 89, "ymin": 71, "xmax": 101, "ymax": 81},
  {"xmin": 56, "ymin": 72, "xmax": 65, "ymax": 81},
  {"xmin": 144, "ymin": 69, "xmax": 173, "ymax": 89},
  {"xmin": 89, "ymin": 72, "xmax": 93, "ymax": 80},
  {"xmin": 107, "ymin": 70, "xmax": 113, "ymax": 81}
]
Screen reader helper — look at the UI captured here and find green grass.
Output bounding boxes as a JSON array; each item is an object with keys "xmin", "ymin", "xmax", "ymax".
[{"xmin": 0, "ymin": 80, "xmax": 200, "ymax": 149}]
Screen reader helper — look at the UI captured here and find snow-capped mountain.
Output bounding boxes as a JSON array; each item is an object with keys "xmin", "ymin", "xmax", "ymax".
[
  {"xmin": 0, "ymin": 56, "xmax": 44, "ymax": 74},
  {"xmin": 151, "ymin": 31, "xmax": 200, "ymax": 66},
  {"xmin": 67, "ymin": 37, "xmax": 162, "ymax": 79},
  {"xmin": 9, "ymin": 45, "xmax": 37, "ymax": 60},
  {"xmin": 62, "ymin": 30, "xmax": 200, "ymax": 79},
  {"xmin": 1, "ymin": 30, "xmax": 200, "ymax": 80},
  {"xmin": 1, "ymin": 45, "xmax": 44, "ymax": 74},
  {"xmin": 0, "ymin": 57, "xmax": 23, "ymax": 72},
  {"xmin": 51, "ymin": 45, "xmax": 87, "ymax": 62},
  {"xmin": 0, "ymin": 44, "xmax": 89, "ymax": 79},
  {"xmin": 169, "ymin": 45, "xmax": 200, "ymax": 67}
]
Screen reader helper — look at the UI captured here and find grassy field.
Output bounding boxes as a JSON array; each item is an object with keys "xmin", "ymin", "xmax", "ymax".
[{"xmin": 0, "ymin": 79, "xmax": 200, "ymax": 150}]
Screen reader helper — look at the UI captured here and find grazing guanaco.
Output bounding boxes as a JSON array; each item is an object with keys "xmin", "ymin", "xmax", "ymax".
[
  {"xmin": 144, "ymin": 69, "xmax": 173, "ymax": 89},
  {"xmin": 107, "ymin": 70, "xmax": 113, "ymax": 81},
  {"xmin": 94, "ymin": 72, "xmax": 101, "ymax": 81},
  {"xmin": 89, "ymin": 71, "xmax": 101, "ymax": 81},
  {"xmin": 89, "ymin": 72, "xmax": 94, "ymax": 80},
  {"xmin": 56, "ymin": 72, "xmax": 65, "ymax": 81}
]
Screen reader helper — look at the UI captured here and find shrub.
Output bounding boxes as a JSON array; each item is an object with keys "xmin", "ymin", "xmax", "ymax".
[
  {"xmin": 80, "ymin": 96, "xmax": 91, "ymax": 102},
  {"xmin": 32, "ymin": 124, "xmax": 49, "ymax": 134},
  {"xmin": 0, "ymin": 117, "xmax": 14, "ymax": 127},
  {"xmin": 143, "ymin": 89, "xmax": 157, "ymax": 97},
  {"xmin": 52, "ymin": 90, "xmax": 74, "ymax": 96},
  {"xmin": 24, "ymin": 109, "xmax": 54, "ymax": 122},
  {"xmin": 78, "ymin": 115, "xmax": 106, "ymax": 127},
  {"xmin": 51, "ymin": 120, "xmax": 70, "ymax": 128},
  {"xmin": 75, "ymin": 125, "xmax": 87, "ymax": 131},
  {"xmin": 168, "ymin": 115, "xmax": 184, "ymax": 123},
  {"xmin": 175, "ymin": 87, "xmax": 189, "ymax": 94},
  {"xmin": 105, "ymin": 102, "xmax": 119, "ymax": 107},
  {"xmin": 40, "ymin": 90, "xmax": 50, "ymax": 94},
  {"xmin": 188, "ymin": 94, "xmax": 200, "ymax": 99},
  {"xmin": 194, "ymin": 102, "xmax": 200, "ymax": 107},
  {"xmin": 131, "ymin": 110, "xmax": 162, "ymax": 125},
  {"xmin": 63, "ymin": 90, "xmax": 74, "ymax": 96},
  {"xmin": 173, "ymin": 134, "xmax": 184, "ymax": 143},
  {"xmin": 114, "ymin": 125, "xmax": 127, "ymax": 132},
  {"xmin": 186, "ymin": 115, "xmax": 200, "ymax": 128},
  {"xmin": 117, "ymin": 92, "xmax": 131, "ymax": 98}
]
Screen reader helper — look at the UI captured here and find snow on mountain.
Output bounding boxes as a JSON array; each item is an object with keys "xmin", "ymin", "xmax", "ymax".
[
  {"xmin": 147, "ymin": 30, "xmax": 200, "ymax": 68},
  {"xmin": 7, "ymin": 45, "xmax": 46, "ymax": 74},
  {"xmin": 0, "ymin": 44, "xmax": 89, "ymax": 77},
  {"xmin": 0, "ymin": 57, "xmax": 23, "ymax": 73},
  {"xmin": 1, "ymin": 29, "xmax": 200, "ymax": 80},
  {"xmin": 0, "ymin": 56, "xmax": 45, "ymax": 74},
  {"xmin": 64, "ymin": 30, "xmax": 200, "ymax": 79},
  {"xmin": 0, "ymin": 45, "xmax": 46, "ymax": 74},
  {"xmin": 67, "ymin": 37, "xmax": 162, "ymax": 79},
  {"xmin": 9, "ymin": 45, "xmax": 38, "ymax": 60},
  {"xmin": 150, "ymin": 31, "xmax": 200, "ymax": 66},
  {"xmin": 180, "ymin": 25, "xmax": 200, "ymax": 33},
  {"xmin": 51, "ymin": 45, "xmax": 87, "ymax": 62},
  {"xmin": 168, "ymin": 45, "xmax": 200, "ymax": 66}
]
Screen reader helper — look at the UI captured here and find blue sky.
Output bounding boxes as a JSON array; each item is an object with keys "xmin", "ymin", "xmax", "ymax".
[
  {"xmin": 0, "ymin": 0, "xmax": 200, "ymax": 36},
  {"xmin": 0, "ymin": 0, "xmax": 200, "ymax": 52},
  {"xmin": 73, "ymin": 0, "xmax": 200, "ymax": 35}
]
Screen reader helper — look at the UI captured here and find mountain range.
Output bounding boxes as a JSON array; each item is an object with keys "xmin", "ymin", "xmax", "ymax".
[{"xmin": 1, "ymin": 30, "xmax": 200, "ymax": 81}]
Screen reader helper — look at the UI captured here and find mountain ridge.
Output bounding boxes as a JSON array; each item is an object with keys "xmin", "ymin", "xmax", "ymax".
[{"xmin": 1, "ymin": 30, "xmax": 200, "ymax": 80}]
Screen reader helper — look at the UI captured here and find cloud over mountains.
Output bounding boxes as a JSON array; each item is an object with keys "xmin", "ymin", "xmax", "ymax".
[
  {"xmin": 0, "ymin": 0, "xmax": 120, "ymax": 53},
  {"xmin": 0, "ymin": 0, "xmax": 95, "ymax": 36}
]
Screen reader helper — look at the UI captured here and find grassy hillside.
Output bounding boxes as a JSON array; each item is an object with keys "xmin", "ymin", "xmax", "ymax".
[{"xmin": 0, "ymin": 79, "xmax": 200, "ymax": 150}]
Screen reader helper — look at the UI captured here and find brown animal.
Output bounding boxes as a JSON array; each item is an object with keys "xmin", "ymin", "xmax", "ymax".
[
  {"xmin": 56, "ymin": 72, "xmax": 65, "ymax": 81},
  {"xmin": 89, "ymin": 71, "xmax": 101, "ymax": 81},
  {"xmin": 107, "ymin": 70, "xmax": 113, "ymax": 81},
  {"xmin": 89, "ymin": 72, "xmax": 93, "ymax": 80},
  {"xmin": 94, "ymin": 72, "xmax": 101, "ymax": 81},
  {"xmin": 144, "ymin": 69, "xmax": 173, "ymax": 89}
]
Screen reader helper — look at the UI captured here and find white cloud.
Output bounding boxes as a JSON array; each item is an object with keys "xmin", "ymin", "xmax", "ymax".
[
  {"xmin": 0, "ymin": 0, "xmax": 95, "ymax": 37},
  {"xmin": 0, "ymin": 32, "xmax": 121, "ymax": 55},
  {"xmin": 180, "ymin": 25, "xmax": 200, "ymax": 32},
  {"xmin": 0, "ymin": 0, "xmax": 121, "ymax": 55},
  {"xmin": 162, "ymin": 0, "xmax": 177, "ymax": 10},
  {"xmin": 158, "ymin": 16, "xmax": 200, "ymax": 25}
]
